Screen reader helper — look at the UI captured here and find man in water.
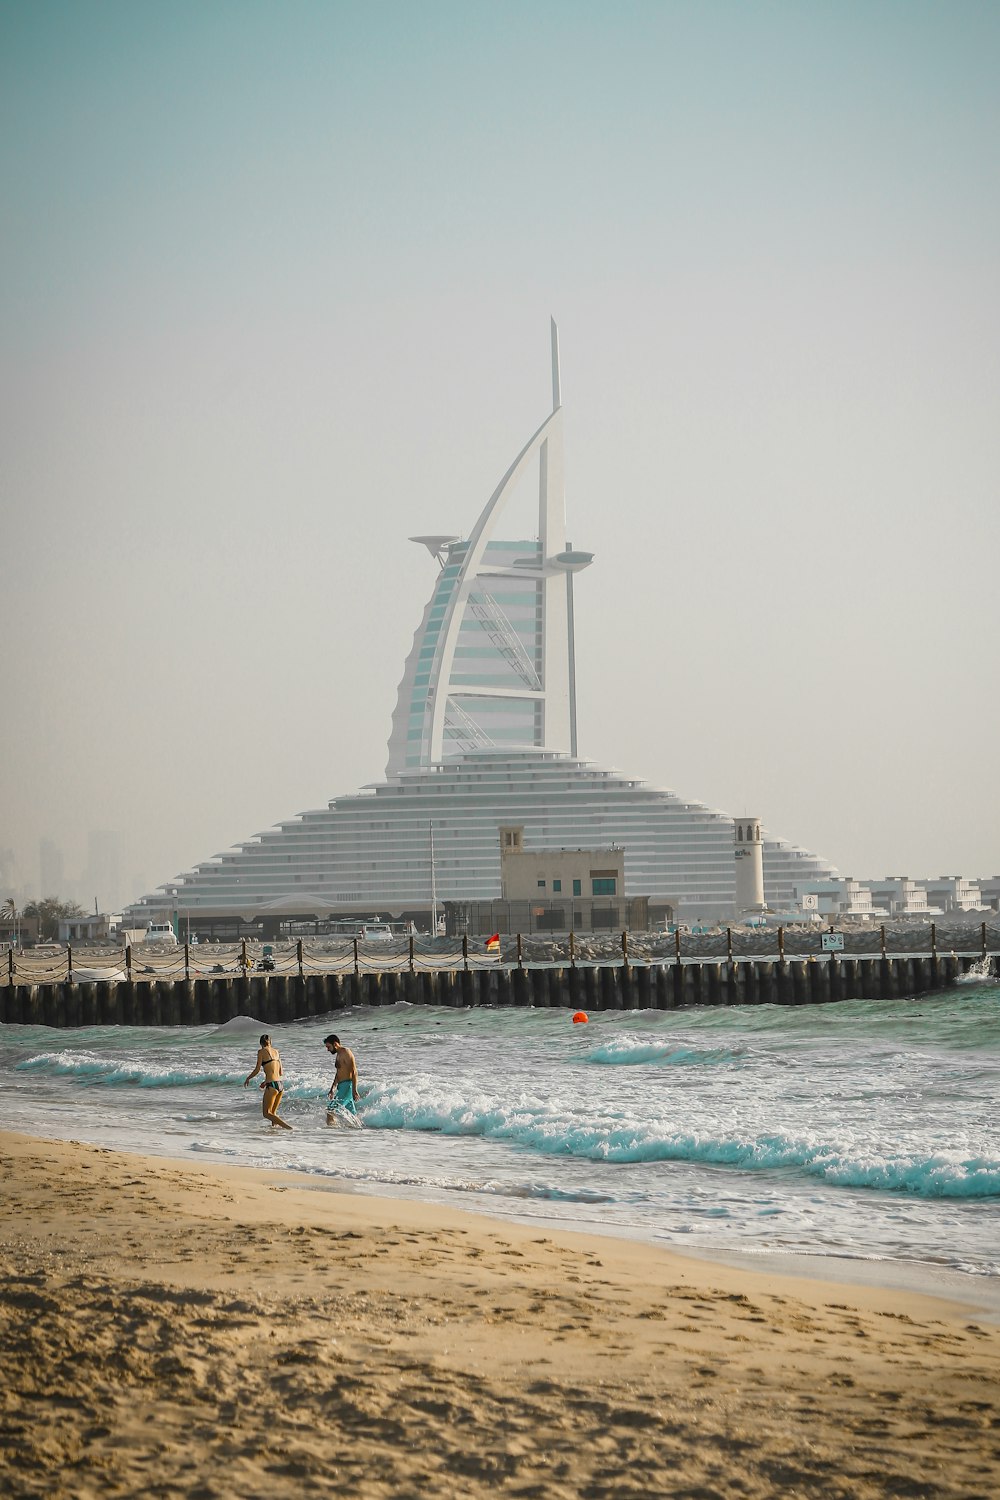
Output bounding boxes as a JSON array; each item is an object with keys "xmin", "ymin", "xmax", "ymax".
[
  {"xmin": 244, "ymin": 1033, "xmax": 293, "ymax": 1130},
  {"xmin": 324, "ymin": 1034, "xmax": 360, "ymax": 1124}
]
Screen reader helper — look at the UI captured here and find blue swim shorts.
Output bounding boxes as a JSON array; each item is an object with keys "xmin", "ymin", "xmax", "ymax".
[{"xmin": 329, "ymin": 1080, "xmax": 357, "ymax": 1116}]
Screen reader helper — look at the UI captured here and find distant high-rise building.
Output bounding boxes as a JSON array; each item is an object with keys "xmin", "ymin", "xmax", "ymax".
[
  {"xmin": 86, "ymin": 830, "xmax": 123, "ymax": 912},
  {"xmin": 124, "ymin": 327, "xmax": 836, "ymax": 930},
  {"xmin": 39, "ymin": 838, "xmax": 65, "ymax": 899}
]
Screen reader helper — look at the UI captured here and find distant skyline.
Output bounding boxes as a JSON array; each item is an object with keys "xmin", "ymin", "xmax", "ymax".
[
  {"xmin": 3, "ymin": 830, "xmax": 137, "ymax": 913},
  {"xmin": 2, "ymin": 0, "xmax": 998, "ymax": 907}
]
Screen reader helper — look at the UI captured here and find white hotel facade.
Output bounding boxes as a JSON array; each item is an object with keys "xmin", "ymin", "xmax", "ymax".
[{"xmin": 125, "ymin": 327, "xmax": 837, "ymax": 934}]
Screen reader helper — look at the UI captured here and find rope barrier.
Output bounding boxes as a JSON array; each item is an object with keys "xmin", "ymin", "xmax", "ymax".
[{"xmin": 5, "ymin": 925, "xmax": 1000, "ymax": 987}]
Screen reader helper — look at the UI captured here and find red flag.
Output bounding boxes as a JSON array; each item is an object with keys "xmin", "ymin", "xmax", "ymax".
[{"xmin": 485, "ymin": 933, "xmax": 500, "ymax": 953}]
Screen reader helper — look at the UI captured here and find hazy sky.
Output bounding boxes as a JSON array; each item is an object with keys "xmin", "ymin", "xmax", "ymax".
[{"xmin": 2, "ymin": 0, "xmax": 998, "ymax": 905}]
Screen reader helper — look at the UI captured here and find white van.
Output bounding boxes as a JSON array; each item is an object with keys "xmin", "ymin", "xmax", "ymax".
[{"xmin": 142, "ymin": 922, "xmax": 178, "ymax": 946}]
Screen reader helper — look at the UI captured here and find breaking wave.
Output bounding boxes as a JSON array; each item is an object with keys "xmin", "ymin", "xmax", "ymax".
[
  {"xmin": 14, "ymin": 1051, "xmax": 239, "ymax": 1089},
  {"xmin": 359, "ymin": 1081, "xmax": 1000, "ymax": 1199},
  {"xmin": 583, "ymin": 1034, "xmax": 744, "ymax": 1067}
]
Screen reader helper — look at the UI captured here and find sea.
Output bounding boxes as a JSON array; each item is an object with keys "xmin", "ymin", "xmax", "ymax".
[{"xmin": 6, "ymin": 977, "xmax": 999, "ymax": 1301}]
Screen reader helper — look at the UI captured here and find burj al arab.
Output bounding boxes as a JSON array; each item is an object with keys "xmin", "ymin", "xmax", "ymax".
[{"xmin": 125, "ymin": 326, "xmax": 836, "ymax": 933}]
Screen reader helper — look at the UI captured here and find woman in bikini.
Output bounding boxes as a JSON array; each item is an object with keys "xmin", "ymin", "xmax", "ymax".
[{"xmin": 243, "ymin": 1033, "xmax": 293, "ymax": 1130}]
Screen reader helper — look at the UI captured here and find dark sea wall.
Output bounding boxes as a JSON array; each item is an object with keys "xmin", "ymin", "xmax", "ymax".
[{"xmin": 0, "ymin": 953, "xmax": 970, "ymax": 1027}]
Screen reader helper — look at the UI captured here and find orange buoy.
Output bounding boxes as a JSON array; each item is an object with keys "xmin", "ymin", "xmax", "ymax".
[{"xmin": 572, "ymin": 1011, "xmax": 589, "ymax": 1024}]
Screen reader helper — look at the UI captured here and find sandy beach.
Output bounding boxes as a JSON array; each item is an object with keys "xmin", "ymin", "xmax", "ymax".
[{"xmin": 1, "ymin": 1132, "xmax": 997, "ymax": 1498}]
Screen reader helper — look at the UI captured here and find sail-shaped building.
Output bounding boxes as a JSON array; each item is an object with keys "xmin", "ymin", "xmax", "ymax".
[{"xmin": 125, "ymin": 326, "xmax": 836, "ymax": 933}]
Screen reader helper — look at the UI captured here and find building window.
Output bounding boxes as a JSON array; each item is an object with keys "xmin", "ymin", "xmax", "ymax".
[
  {"xmin": 572, "ymin": 879, "xmax": 581, "ymax": 896},
  {"xmin": 537, "ymin": 879, "xmax": 546, "ymax": 888},
  {"xmin": 592, "ymin": 877, "xmax": 617, "ymax": 896},
  {"xmin": 553, "ymin": 879, "xmax": 562, "ymax": 892}
]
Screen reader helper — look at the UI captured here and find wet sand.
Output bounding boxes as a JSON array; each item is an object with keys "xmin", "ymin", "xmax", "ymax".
[{"xmin": 2, "ymin": 1130, "xmax": 998, "ymax": 1498}]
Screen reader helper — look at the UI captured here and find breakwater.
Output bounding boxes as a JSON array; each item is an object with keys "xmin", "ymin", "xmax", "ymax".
[{"xmin": 0, "ymin": 952, "xmax": 974, "ymax": 1027}]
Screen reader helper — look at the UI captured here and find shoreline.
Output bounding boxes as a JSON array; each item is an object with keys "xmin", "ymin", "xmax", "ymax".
[
  {"xmin": 3, "ymin": 1129, "xmax": 1000, "ymax": 1498},
  {"xmin": 11, "ymin": 1120, "xmax": 1000, "ymax": 1317}
]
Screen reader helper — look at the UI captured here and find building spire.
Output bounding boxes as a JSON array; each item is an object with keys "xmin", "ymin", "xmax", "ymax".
[{"xmin": 550, "ymin": 317, "xmax": 561, "ymax": 412}]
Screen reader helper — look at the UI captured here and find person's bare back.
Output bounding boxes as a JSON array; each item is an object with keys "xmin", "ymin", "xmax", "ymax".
[
  {"xmin": 334, "ymin": 1045, "xmax": 357, "ymax": 1090},
  {"xmin": 243, "ymin": 1032, "xmax": 293, "ymax": 1129}
]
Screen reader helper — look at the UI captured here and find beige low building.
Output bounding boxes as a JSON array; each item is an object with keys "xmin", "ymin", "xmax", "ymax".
[
  {"xmin": 499, "ymin": 825, "xmax": 624, "ymax": 905},
  {"xmin": 440, "ymin": 825, "xmax": 649, "ymax": 936}
]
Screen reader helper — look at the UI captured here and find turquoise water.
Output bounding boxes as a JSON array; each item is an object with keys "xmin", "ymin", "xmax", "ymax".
[{"xmin": 5, "ymin": 985, "xmax": 999, "ymax": 1279}]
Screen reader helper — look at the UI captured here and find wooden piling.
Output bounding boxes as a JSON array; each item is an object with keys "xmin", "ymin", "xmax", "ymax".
[
  {"xmin": 775, "ymin": 959, "xmax": 792, "ymax": 1006},
  {"xmin": 881, "ymin": 956, "xmax": 897, "ymax": 1000},
  {"xmin": 811, "ymin": 960, "xmax": 831, "ymax": 1004},
  {"xmin": 65, "ymin": 982, "xmax": 84, "ymax": 1028},
  {"xmin": 757, "ymin": 962, "xmax": 777, "ymax": 1006},
  {"xmin": 599, "ymin": 965, "xmax": 619, "ymax": 1009},
  {"xmin": 582, "ymin": 965, "xmax": 598, "ymax": 1014},
  {"xmin": 80, "ymin": 982, "xmax": 98, "ymax": 1027},
  {"xmin": 790, "ymin": 960, "xmax": 809, "ymax": 1005},
  {"xmin": 841, "ymin": 958, "xmax": 859, "ymax": 1001}
]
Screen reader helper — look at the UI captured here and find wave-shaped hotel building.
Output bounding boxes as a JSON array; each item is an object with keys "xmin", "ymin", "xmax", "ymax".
[{"xmin": 126, "ymin": 326, "xmax": 836, "ymax": 935}]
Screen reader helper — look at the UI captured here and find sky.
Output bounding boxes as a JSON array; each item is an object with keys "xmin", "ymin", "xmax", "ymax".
[{"xmin": 1, "ymin": 0, "xmax": 998, "ymax": 908}]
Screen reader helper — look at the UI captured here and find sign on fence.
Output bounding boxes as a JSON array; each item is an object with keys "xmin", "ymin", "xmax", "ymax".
[{"xmin": 821, "ymin": 932, "xmax": 845, "ymax": 952}]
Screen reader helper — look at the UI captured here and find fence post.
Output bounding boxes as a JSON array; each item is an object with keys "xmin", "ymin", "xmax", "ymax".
[
  {"xmin": 621, "ymin": 930, "xmax": 628, "ymax": 966},
  {"xmin": 184, "ymin": 941, "xmax": 190, "ymax": 981},
  {"xmin": 8, "ymin": 947, "xmax": 13, "ymax": 982},
  {"xmin": 930, "ymin": 923, "xmax": 937, "ymax": 959},
  {"xmin": 462, "ymin": 934, "xmax": 468, "ymax": 971},
  {"xmin": 353, "ymin": 937, "xmax": 359, "ymax": 976},
  {"xmin": 726, "ymin": 927, "xmax": 733, "ymax": 965},
  {"xmin": 983, "ymin": 922, "xmax": 988, "ymax": 962},
  {"xmin": 241, "ymin": 938, "xmax": 248, "ymax": 976},
  {"xmin": 517, "ymin": 933, "xmax": 523, "ymax": 970},
  {"xmin": 674, "ymin": 927, "xmax": 681, "ymax": 964},
  {"xmin": 409, "ymin": 935, "xmax": 414, "ymax": 973},
  {"xmin": 778, "ymin": 926, "xmax": 785, "ymax": 962},
  {"xmin": 880, "ymin": 924, "xmax": 887, "ymax": 959},
  {"xmin": 126, "ymin": 944, "xmax": 132, "ymax": 983},
  {"xmin": 297, "ymin": 939, "xmax": 303, "ymax": 979},
  {"xmin": 67, "ymin": 944, "xmax": 73, "ymax": 983},
  {"xmin": 569, "ymin": 931, "xmax": 575, "ymax": 968}
]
